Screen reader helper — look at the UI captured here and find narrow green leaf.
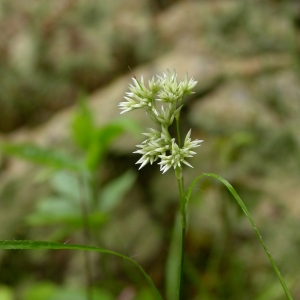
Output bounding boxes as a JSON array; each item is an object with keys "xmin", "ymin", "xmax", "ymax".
[
  {"xmin": 0, "ymin": 143, "xmax": 83, "ymax": 172},
  {"xmin": 165, "ymin": 214, "xmax": 181, "ymax": 300},
  {"xmin": 0, "ymin": 240, "xmax": 163, "ymax": 300},
  {"xmin": 185, "ymin": 173, "xmax": 293, "ymax": 300},
  {"xmin": 26, "ymin": 210, "xmax": 107, "ymax": 227}
]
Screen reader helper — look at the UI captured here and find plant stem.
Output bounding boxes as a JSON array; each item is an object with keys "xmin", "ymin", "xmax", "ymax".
[
  {"xmin": 176, "ymin": 118, "xmax": 181, "ymax": 146},
  {"xmin": 90, "ymin": 170, "xmax": 100, "ymax": 212},
  {"xmin": 175, "ymin": 116, "xmax": 187, "ymax": 299},
  {"xmin": 179, "ymin": 224, "xmax": 186, "ymax": 299},
  {"xmin": 78, "ymin": 175, "xmax": 93, "ymax": 300},
  {"xmin": 82, "ymin": 251, "xmax": 93, "ymax": 300},
  {"xmin": 177, "ymin": 175, "xmax": 186, "ymax": 300}
]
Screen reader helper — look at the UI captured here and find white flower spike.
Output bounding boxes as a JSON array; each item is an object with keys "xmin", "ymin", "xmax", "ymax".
[{"xmin": 120, "ymin": 70, "xmax": 203, "ymax": 173}]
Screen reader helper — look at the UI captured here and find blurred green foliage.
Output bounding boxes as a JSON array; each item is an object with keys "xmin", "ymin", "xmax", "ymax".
[
  {"xmin": 0, "ymin": 96, "xmax": 137, "ymax": 233},
  {"xmin": 0, "ymin": 98, "xmax": 142, "ymax": 297},
  {"xmin": 0, "ymin": 0, "xmax": 157, "ymax": 132},
  {"xmin": 1, "ymin": 0, "xmax": 300, "ymax": 299},
  {"xmin": 23, "ymin": 282, "xmax": 114, "ymax": 300}
]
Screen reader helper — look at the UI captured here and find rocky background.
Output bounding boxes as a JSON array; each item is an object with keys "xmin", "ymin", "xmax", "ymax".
[{"xmin": 1, "ymin": 0, "xmax": 300, "ymax": 299}]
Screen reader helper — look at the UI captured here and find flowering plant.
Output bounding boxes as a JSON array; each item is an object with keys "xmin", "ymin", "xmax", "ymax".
[
  {"xmin": 119, "ymin": 71, "xmax": 203, "ymax": 175},
  {"xmin": 0, "ymin": 71, "xmax": 292, "ymax": 300},
  {"xmin": 119, "ymin": 70, "xmax": 293, "ymax": 300}
]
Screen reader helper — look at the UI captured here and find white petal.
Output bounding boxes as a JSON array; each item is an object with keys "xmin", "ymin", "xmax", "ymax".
[
  {"xmin": 138, "ymin": 158, "xmax": 149, "ymax": 169},
  {"xmin": 182, "ymin": 160, "xmax": 193, "ymax": 168}
]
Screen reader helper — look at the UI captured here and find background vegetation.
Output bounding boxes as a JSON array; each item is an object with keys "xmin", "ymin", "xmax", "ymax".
[{"xmin": 0, "ymin": 0, "xmax": 300, "ymax": 299}]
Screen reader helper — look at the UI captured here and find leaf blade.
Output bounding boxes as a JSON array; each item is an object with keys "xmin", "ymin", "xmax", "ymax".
[{"xmin": 0, "ymin": 240, "xmax": 163, "ymax": 300}]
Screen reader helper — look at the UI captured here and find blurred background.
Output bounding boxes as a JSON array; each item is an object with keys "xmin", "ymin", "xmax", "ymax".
[{"xmin": 1, "ymin": 0, "xmax": 300, "ymax": 299}]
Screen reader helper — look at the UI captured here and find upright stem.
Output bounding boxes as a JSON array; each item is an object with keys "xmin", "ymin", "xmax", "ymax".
[
  {"xmin": 179, "ymin": 220, "xmax": 186, "ymax": 299},
  {"xmin": 175, "ymin": 116, "xmax": 187, "ymax": 299},
  {"xmin": 78, "ymin": 175, "xmax": 93, "ymax": 300},
  {"xmin": 176, "ymin": 118, "xmax": 181, "ymax": 146},
  {"xmin": 90, "ymin": 171, "xmax": 99, "ymax": 212},
  {"xmin": 177, "ymin": 175, "xmax": 186, "ymax": 300}
]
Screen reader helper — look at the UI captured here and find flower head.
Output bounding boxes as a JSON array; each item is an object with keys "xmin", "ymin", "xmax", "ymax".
[
  {"xmin": 119, "ymin": 76, "xmax": 161, "ymax": 114},
  {"xmin": 133, "ymin": 128, "xmax": 171, "ymax": 169},
  {"xmin": 119, "ymin": 70, "xmax": 203, "ymax": 173},
  {"xmin": 158, "ymin": 130, "xmax": 203, "ymax": 173},
  {"xmin": 179, "ymin": 73, "xmax": 197, "ymax": 95}
]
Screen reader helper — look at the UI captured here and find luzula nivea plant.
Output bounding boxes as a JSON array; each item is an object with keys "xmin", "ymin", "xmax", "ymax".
[
  {"xmin": 120, "ymin": 70, "xmax": 203, "ymax": 298},
  {"xmin": 0, "ymin": 71, "xmax": 293, "ymax": 300},
  {"xmin": 119, "ymin": 70, "xmax": 293, "ymax": 300},
  {"xmin": 119, "ymin": 71, "xmax": 203, "ymax": 175}
]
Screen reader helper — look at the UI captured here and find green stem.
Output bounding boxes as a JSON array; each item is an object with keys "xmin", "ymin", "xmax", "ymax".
[
  {"xmin": 176, "ymin": 119, "xmax": 181, "ymax": 147},
  {"xmin": 177, "ymin": 175, "xmax": 186, "ymax": 300},
  {"xmin": 78, "ymin": 175, "xmax": 93, "ymax": 300},
  {"xmin": 175, "ymin": 114, "xmax": 187, "ymax": 299},
  {"xmin": 90, "ymin": 170, "xmax": 99, "ymax": 211},
  {"xmin": 179, "ymin": 225, "xmax": 186, "ymax": 299}
]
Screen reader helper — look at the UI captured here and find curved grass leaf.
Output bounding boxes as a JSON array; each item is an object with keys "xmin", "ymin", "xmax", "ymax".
[
  {"xmin": 26, "ymin": 210, "xmax": 107, "ymax": 227},
  {"xmin": 186, "ymin": 173, "xmax": 293, "ymax": 300},
  {"xmin": 0, "ymin": 240, "xmax": 162, "ymax": 300}
]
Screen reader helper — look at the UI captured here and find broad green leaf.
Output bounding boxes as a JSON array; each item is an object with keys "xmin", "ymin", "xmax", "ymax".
[
  {"xmin": 32, "ymin": 196, "xmax": 79, "ymax": 214},
  {"xmin": 99, "ymin": 170, "xmax": 136, "ymax": 212},
  {"xmin": 0, "ymin": 240, "xmax": 163, "ymax": 300},
  {"xmin": 71, "ymin": 97, "xmax": 96, "ymax": 151},
  {"xmin": 0, "ymin": 286, "xmax": 13, "ymax": 300},
  {"xmin": 114, "ymin": 118, "xmax": 142, "ymax": 138},
  {"xmin": 50, "ymin": 171, "xmax": 80, "ymax": 200},
  {"xmin": 26, "ymin": 197, "xmax": 107, "ymax": 227},
  {"xmin": 84, "ymin": 118, "xmax": 141, "ymax": 170},
  {"xmin": 85, "ymin": 141, "xmax": 103, "ymax": 171},
  {"xmin": 134, "ymin": 288, "xmax": 157, "ymax": 300},
  {"xmin": 23, "ymin": 282, "xmax": 57, "ymax": 300},
  {"xmin": 23, "ymin": 282, "xmax": 114, "ymax": 300},
  {"xmin": 0, "ymin": 143, "xmax": 83, "ymax": 172},
  {"xmin": 26, "ymin": 198, "xmax": 80, "ymax": 226},
  {"xmin": 85, "ymin": 122, "xmax": 125, "ymax": 170},
  {"xmin": 49, "ymin": 287, "xmax": 113, "ymax": 300},
  {"xmin": 97, "ymin": 123, "xmax": 123, "ymax": 148}
]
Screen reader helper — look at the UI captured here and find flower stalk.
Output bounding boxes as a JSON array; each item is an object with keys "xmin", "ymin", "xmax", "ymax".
[{"xmin": 120, "ymin": 70, "xmax": 203, "ymax": 299}]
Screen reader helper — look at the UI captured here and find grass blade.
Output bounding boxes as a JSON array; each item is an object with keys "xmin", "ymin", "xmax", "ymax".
[
  {"xmin": 0, "ymin": 240, "xmax": 162, "ymax": 300},
  {"xmin": 0, "ymin": 143, "xmax": 83, "ymax": 171},
  {"xmin": 186, "ymin": 173, "xmax": 293, "ymax": 300}
]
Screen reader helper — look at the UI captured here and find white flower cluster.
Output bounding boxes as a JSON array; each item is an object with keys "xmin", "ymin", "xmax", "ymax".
[{"xmin": 119, "ymin": 70, "xmax": 203, "ymax": 173}]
